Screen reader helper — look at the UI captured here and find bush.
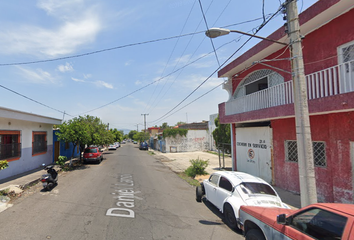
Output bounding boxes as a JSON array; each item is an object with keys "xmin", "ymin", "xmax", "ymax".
[
  {"xmin": 0, "ymin": 160, "xmax": 8, "ymax": 170},
  {"xmin": 56, "ymin": 156, "xmax": 67, "ymax": 167},
  {"xmin": 184, "ymin": 158, "xmax": 209, "ymax": 178}
]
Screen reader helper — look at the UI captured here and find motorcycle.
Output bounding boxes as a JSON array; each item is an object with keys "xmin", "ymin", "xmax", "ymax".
[{"xmin": 40, "ymin": 164, "xmax": 58, "ymax": 191}]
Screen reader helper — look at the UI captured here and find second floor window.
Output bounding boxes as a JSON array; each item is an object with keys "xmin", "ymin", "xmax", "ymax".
[{"xmin": 339, "ymin": 41, "xmax": 354, "ymax": 73}]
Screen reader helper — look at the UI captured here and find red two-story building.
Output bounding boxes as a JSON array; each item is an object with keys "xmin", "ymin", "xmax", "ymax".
[{"xmin": 218, "ymin": 0, "xmax": 354, "ymax": 203}]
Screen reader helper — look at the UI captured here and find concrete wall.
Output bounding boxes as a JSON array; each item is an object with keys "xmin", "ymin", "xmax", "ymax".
[
  {"xmin": 165, "ymin": 130, "xmax": 210, "ymax": 153},
  {"xmin": 0, "ymin": 118, "xmax": 54, "ymax": 181},
  {"xmin": 208, "ymin": 114, "xmax": 218, "ymax": 151}
]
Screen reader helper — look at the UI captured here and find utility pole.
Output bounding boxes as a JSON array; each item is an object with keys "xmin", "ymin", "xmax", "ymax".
[
  {"xmin": 141, "ymin": 114, "xmax": 149, "ymax": 140},
  {"xmin": 285, "ymin": 0, "xmax": 317, "ymax": 207}
]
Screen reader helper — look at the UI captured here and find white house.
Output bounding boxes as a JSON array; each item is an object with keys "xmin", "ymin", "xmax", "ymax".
[{"xmin": 0, "ymin": 106, "xmax": 61, "ymax": 181}]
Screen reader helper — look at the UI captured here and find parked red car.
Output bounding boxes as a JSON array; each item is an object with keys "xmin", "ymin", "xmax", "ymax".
[
  {"xmin": 83, "ymin": 147, "xmax": 103, "ymax": 164},
  {"xmin": 239, "ymin": 203, "xmax": 354, "ymax": 240}
]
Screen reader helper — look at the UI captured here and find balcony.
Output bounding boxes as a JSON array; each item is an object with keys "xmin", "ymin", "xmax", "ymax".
[{"xmin": 225, "ymin": 60, "xmax": 354, "ymax": 116}]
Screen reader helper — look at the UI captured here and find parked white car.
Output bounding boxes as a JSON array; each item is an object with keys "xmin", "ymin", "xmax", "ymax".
[
  {"xmin": 108, "ymin": 144, "xmax": 117, "ymax": 150},
  {"xmin": 196, "ymin": 171, "xmax": 289, "ymax": 230}
]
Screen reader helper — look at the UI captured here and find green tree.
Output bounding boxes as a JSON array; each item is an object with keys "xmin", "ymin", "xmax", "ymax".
[
  {"xmin": 212, "ymin": 115, "xmax": 231, "ymax": 153},
  {"xmin": 133, "ymin": 132, "xmax": 149, "ymax": 142},
  {"xmin": 56, "ymin": 115, "xmax": 110, "ymax": 165},
  {"xmin": 128, "ymin": 130, "xmax": 138, "ymax": 140},
  {"xmin": 160, "ymin": 122, "xmax": 170, "ymax": 130},
  {"xmin": 175, "ymin": 121, "xmax": 186, "ymax": 126},
  {"xmin": 111, "ymin": 128, "xmax": 123, "ymax": 143}
]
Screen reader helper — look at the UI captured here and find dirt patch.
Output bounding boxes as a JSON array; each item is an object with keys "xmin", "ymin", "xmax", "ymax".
[{"xmin": 195, "ymin": 174, "xmax": 210, "ymax": 183}]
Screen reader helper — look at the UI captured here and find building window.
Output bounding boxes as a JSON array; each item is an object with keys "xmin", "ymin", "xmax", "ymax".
[
  {"xmin": 338, "ymin": 40, "xmax": 354, "ymax": 72},
  {"xmin": 32, "ymin": 131, "xmax": 47, "ymax": 155},
  {"xmin": 0, "ymin": 131, "xmax": 21, "ymax": 161},
  {"xmin": 285, "ymin": 141, "xmax": 326, "ymax": 167},
  {"xmin": 233, "ymin": 69, "xmax": 284, "ymax": 99}
]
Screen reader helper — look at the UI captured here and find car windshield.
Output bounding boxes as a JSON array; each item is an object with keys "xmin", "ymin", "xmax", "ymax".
[
  {"xmin": 84, "ymin": 148, "xmax": 97, "ymax": 153},
  {"xmin": 240, "ymin": 182, "xmax": 276, "ymax": 196}
]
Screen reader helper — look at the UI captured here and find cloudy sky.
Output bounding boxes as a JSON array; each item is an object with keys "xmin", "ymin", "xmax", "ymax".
[{"xmin": 0, "ymin": 0, "xmax": 317, "ymax": 131}]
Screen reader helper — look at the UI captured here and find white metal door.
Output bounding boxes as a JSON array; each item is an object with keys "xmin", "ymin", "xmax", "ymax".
[{"xmin": 236, "ymin": 127, "xmax": 273, "ymax": 183}]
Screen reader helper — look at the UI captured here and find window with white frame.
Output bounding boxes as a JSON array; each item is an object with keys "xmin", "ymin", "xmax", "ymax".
[
  {"xmin": 285, "ymin": 140, "xmax": 326, "ymax": 167},
  {"xmin": 338, "ymin": 40, "xmax": 354, "ymax": 73}
]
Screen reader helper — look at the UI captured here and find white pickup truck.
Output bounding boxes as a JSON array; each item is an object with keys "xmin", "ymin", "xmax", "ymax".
[{"xmin": 238, "ymin": 203, "xmax": 354, "ymax": 240}]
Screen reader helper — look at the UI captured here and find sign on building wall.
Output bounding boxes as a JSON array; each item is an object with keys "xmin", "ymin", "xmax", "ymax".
[{"xmin": 236, "ymin": 127, "xmax": 272, "ymax": 183}]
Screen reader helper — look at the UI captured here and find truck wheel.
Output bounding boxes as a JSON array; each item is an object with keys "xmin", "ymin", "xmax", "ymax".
[
  {"xmin": 224, "ymin": 204, "xmax": 239, "ymax": 230},
  {"xmin": 196, "ymin": 186, "xmax": 204, "ymax": 202},
  {"xmin": 245, "ymin": 229, "xmax": 266, "ymax": 240}
]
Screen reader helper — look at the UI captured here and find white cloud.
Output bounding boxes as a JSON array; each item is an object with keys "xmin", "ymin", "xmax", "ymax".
[
  {"xmin": 16, "ymin": 66, "xmax": 56, "ymax": 84},
  {"xmin": 58, "ymin": 62, "xmax": 73, "ymax": 72},
  {"xmin": 135, "ymin": 80, "xmax": 142, "ymax": 85},
  {"xmin": 125, "ymin": 60, "xmax": 133, "ymax": 66},
  {"xmin": 72, "ymin": 77, "xmax": 84, "ymax": 82},
  {"xmin": 179, "ymin": 74, "xmax": 222, "ymax": 90},
  {"xmin": 0, "ymin": 3, "xmax": 102, "ymax": 57},
  {"xmin": 37, "ymin": 0, "xmax": 84, "ymax": 16},
  {"xmin": 83, "ymin": 74, "xmax": 92, "ymax": 79},
  {"xmin": 95, "ymin": 80, "xmax": 113, "ymax": 89}
]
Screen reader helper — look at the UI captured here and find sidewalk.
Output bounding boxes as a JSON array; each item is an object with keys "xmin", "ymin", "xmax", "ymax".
[
  {"xmin": 151, "ymin": 149, "xmax": 301, "ymax": 209},
  {"xmin": 0, "ymin": 162, "xmax": 67, "ymax": 213},
  {"xmin": 0, "ymin": 150, "xmax": 301, "ymax": 213}
]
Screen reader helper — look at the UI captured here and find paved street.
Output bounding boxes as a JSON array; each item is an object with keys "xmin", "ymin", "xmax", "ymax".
[{"xmin": 0, "ymin": 143, "xmax": 243, "ymax": 240}]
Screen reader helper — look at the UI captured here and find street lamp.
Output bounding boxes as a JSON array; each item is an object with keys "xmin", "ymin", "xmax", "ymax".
[
  {"xmin": 207, "ymin": 0, "xmax": 317, "ymax": 208},
  {"xmin": 205, "ymin": 27, "xmax": 287, "ymax": 46}
]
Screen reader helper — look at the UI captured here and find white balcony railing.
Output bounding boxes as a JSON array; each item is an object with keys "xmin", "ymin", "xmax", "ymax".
[{"xmin": 225, "ymin": 60, "xmax": 354, "ymax": 116}]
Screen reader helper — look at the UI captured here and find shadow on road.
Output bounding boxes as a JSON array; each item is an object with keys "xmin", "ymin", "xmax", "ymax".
[{"xmin": 201, "ymin": 198, "xmax": 243, "ymax": 234}]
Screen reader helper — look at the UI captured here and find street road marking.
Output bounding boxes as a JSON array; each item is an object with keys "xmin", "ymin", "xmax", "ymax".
[{"xmin": 106, "ymin": 174, "xmax": 141, "ymax": 218}]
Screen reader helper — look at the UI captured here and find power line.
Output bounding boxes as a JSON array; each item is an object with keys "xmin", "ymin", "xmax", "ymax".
[
  {"xmin": 0, "ymin": 32, "xmax": 200, "ymax": 67},
  {"xmin": 144, "ymin": 0, "xmax": 197, "ymax": 114},
  {"xmin": 0, "ymin": 17, "xmax": 273, "ymax": 118},
  {"xmin": 149, "ymin": 82, "xmax": 224, "ymax": 125},
  {"xmin": 146, "ymin": 0, "xmax": 230, "ymax": 116},
  {"xmin": 77, "ymin": 38, "xmax": 238, "ymax": 116},
  {"xmin": 150, "ymin": 4, "xmax": 284, "ymax": 124},
  {"xmin": 198, "ymin": 0, "xmax": 220, "ymax": 66},
  {"xmin": 0, "ymin": 18, "xmax": 271, "ymax": 67},
  {"xmin": 0, "ymin": 84, "xmax": 74, "ymax": 117}
]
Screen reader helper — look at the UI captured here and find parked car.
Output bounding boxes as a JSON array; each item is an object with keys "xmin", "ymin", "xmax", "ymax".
[
  {"xmin": 196, "ymin": 171, "xmax": 289, "ymax": 230},
  {"xmin": 83, "ymin": 147, "xmax": 103, "ymax": 164},
  {"xmin": 239, "ymin": 203, "xmax": 354, "ymax": 240},
  {"xmin": 115, "ymin": 142, "xmax": 120, "ymax": 148},
  {"xmin": 139, "ymin": 142, "xmax": 148, "ymax": 150},
  {"xmin": 108, "ymin": 144, "xmax": 117, "ymax": 150},
  {"xmin": 133, "ymin": 141, "xmax": 137, "ymax": 144}
]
